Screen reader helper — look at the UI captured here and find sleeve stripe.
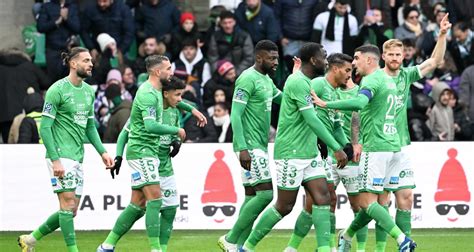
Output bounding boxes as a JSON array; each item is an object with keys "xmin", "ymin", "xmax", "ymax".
[
  {"xmin": 298, "ymin": 105, "xmax": 313, "ymax": 111},
  {"xmin": 125, "ymin": 128, "xmax": 130, "ymax": 132},
  {"xmin": 42, "ymin": 113, "xmax": 55, "ymax": 119},
  {"xmin": 233, "ymin": 99, "xmax": 247, "ymax": 104},
  {"xmin": 416, "ymin": 65, "xmax": 423, "ymax": 78},
  {"xmin": 272, "ymin": 90, "xmax": 282, "ymax": 99},
  {"xmin": 143, "ymin": 116, "xmax": 156, "ymax": 120},
  {"xmin": 88, "ymin": 116, "xmax": 94, "ymax": 119}
]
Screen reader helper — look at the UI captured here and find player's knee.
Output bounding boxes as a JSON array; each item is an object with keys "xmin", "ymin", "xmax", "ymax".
[
  {"xmin": 256, "ymin": 190, "xmax": 273, "ymax": 204},
  {"xmin": 396, "ymin": 190, "xmax": 413, "ymax": 210},
  {"xmin": 275, "ymin": 202, "xmax": 295, "ymax": 217}
]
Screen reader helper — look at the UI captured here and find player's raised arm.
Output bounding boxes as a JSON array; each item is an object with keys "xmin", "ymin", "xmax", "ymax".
[{"xmin": 418, "ymin": 13, "xmax": 452, "ymax": 77}]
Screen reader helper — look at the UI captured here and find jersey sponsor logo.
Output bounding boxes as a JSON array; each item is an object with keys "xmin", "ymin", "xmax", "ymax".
[
  {"xmin": 389, "ymin": 176, "xmax": 400, "ymax": 184},
  {"xmin": 163, "ymin": 189, "xmax": 178, "ymax": 198},
  {"xmin": 235, "ymin": 88, "xmax": 245, "ymax": 101},
  {"xmin": 399, "ymin": 169, "xmax": 414, "ymax": 178},
  {"xmin": 160, "ymin": 135, "xmax": 172, "ymax": 145},
  {"xmin": 74, "ymin": 110, "xmax": 89, "ymax": 126},
  {"xmin": 50, "ymin": 178, "xmax": 57, "ymax": 186},
  {"xmin": 132, "ymin": 172, "xmax": 141, "ymax": 181},
  {"xmin": 372, "ymin": 177, "xmax": 384, "ymax": 186},
  {"xmin": 43, "ymin": 102, "xmax": 53, "ymax": 114}
]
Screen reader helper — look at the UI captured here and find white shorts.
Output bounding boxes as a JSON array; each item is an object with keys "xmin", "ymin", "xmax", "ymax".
[
  {"xmin": 128, "ymin": 158, "xmax": 160, "ymax": 189},
  {"xmin": 384, "ymin": 146, "xmax": 416, "ymax": 191},
  {"xmin": 359, "ymin": 151, "xmax": 397, "ymax": 194},
  {"xmin": 275, "ymin": 155, "xmax": 327, "ymax": 190},
  {"xmin": 324, "ymin": 156, "xmax": 334, "ymax": 184},
  {"xmin": 237, "ymin": 149, "xmax": 272, "ymax": 187},
  {"xmin": 333, "ymin": 163, "xmax": 361, "ymax": 195},
  {"xmin": 160, "ymin": 175, "xmax": 179, "ymax": 209},
  {"xmin": 47, "ymin": 158, "xmax": 83, "ymax": 196}
]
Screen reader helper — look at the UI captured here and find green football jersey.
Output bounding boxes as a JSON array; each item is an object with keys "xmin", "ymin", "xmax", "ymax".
[
  {"xmin": 336, "ymin": 85, "xmax": 360, "ymax": 139},
  {"xmin": 274, "ymin": 71, "xmax": 318, "ymax": 159},
  {"xmin": 311, "ymin": 77, "xmax": 340, "ymax": 133},
  {"xmin": 393, "ymin": 66, "xmax": 421, "ymax": 147},
  {"xmin": 359, "ymin": 69, "xmax": 400, "ymax": 152},
  {"xmin": 157, "ymin": 107, "xmax": 180, "ymax": 177},
  {"xmin": 42, "ymin": 77, "xmax": 95, "ymax": 162},
  {"xmin": 126, "ymin": 81, "xmax": 163, "ymax": 160},
  {"xmin": 232, "ymin": 67, "xmax": 281, "ymax": 152}
]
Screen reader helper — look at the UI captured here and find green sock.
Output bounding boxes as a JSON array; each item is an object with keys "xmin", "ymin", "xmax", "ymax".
[
  {"xmin": 312, "ymin": 205, "xmax": 330, "ymax": 252},
  {"xmin": 104, "ymin": 203, "xmax": 145, "ymax": 247},
  {"xmin": 227, "ymin": 190, "xmax": 273, "ymax": 243},
  {"xmin": 287, "ymin": 210, "xmax": 312, "ymax": 249},
  {"xmin": 146, "ymin": 198, "xmax": 163, "ymax": 250},
  {"xmin": 396, "ymin": 209, "xmax": 412, "ymax": 237},
  {"xmin": 161, "ymin": 244, "xmax": 168, "ymax": 252},
  {"xmin": 244, "ymin": 206, "xmax": 282, "ymax": 250},
  {"xmin": 32, "ymin": 211, "xmax": 60, "ymax": 241},
  {"xmin": 346, "ymin": 210, "xmax": 372, "ymax": 238},
  {"xmin": 354, "ymin": 211, "xmax": 368, "ymax": 251},
  {"xmin": 375, "ymin": 205, "xmax": 389, "ymax": 252},
  {"xmin": 329, "ymin": 212, "xmax": 336, "ymax": 248},
  {"xmin": 160, "ymin": 207, "xmax": 177, "ymax": 246},
  {"xmin": 59, "ymin": 210, "xmax": 78, "ymax": 251},
  {"xmin": 236, "ymin": 195, "xmax": 255, "ymax": 246},
  {"xmin": 366, "ymin": 203, "xmax": 403, "ymax": 240}
]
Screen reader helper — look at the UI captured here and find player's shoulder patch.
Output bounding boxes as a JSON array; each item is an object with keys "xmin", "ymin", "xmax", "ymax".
[
  {"xmin": 235, "ymin": 88, "xmax": 246, "ymax": 101},
  {"xmin": 43, "ymin": 102, "xmax": 53, "ymax": 114}
]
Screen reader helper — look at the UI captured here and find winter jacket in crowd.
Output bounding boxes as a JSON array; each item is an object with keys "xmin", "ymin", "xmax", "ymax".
[
  {"xmin": 234, "ymin": 1, "xmax": 280, "ymax": 44},
  {"xmin": 135, "ymin": 0, "xmax": 180, "ymax": 42}
]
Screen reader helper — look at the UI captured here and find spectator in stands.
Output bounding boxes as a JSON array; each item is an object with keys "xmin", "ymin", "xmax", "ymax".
[
  {"xmin": 449, "ymin": 22, "xmax": 474, "ymax": 73},
  {"xmin": 18, "ymin": 88, "xmax": 44, "ymax": 143},
  {"xmin": 274, "ymin": 0, "xmax": 319, "ymax": 58},
  {"xmin": 448, "ymin": 0, "xmax": 474, "ymax": 25},
  {"xmin": 207, "ymin": 88, "xmax": 228, "ymax": 117},
  {"xmin": 103, "ymin": 84, "xmax": 132, "ymax": 143},
  {"xmin": 203, "ymin": 5, "xmax": 227, "ymax": 56},
  {"xmin": 459, "ymin": 65, "xmax": 474, "ymax": 123},
  {"xmin": 184, "ymin": 110, "xmax": 218, "ymax": 143},
  {"xmin": 427, "ymin": 81, "xmax": 455, "ymax": 141},
  {"xmin": 408, "ymin": 92, "xmax": 439, "ymax": 141},
  {"xmin": 203, "ymin": 60, "xmax": 236, "ymax": 109},
  {"xmin": 170, "ymin": 12, "xmax": 203, "ymax": 61},
  {"xmin": 37, "ymin": 0, "xmax": 80, "ymax": 82},
  {"xmin": 210, "ymin": 0, "xmax": 241, "ymax": 11},
  {"xmin": 395, "ymin": 6, "xmax": 425, "ymax": 41},
  {"xmin": 449, "ymin": 90, "xmax": 473, "ymax": 140},
  {"xmin": 397, "ymin": 0, "xmax": 428, "ymax": 26},
  {"xmin": 355, "ymin": 7, "xmax": 393, "ymax": 49},
  {"xmin": 349, "ymin": 0, "xmax": 393, "ymax": 30},
  {"xmin": 402, "ymin": 38, "xmax": 422, "ymax": 67},
  {"xmin": 171, "ymin": 38, "xmax": 211, "ymax": 99},
  {"xmin": 312, "ymin": 0, "xmax": 359, "ymax": 56},
  {"xmin": 420, "ymin": 6, "xmax": 450, "ymax": 57},
  {"xmin": 81, "ymin": 0, "xmax": 134, "ymax": 59},
  {"xmin": 213, "ymin": 102, "xmax": 232, "ymax": 143},
  {"xmin": 423, "ymin": 52, "xmax": 460, "ymax": 95},
  {"xmin": 0, "ymin": 48, "xmax": 50, "ymax": 143},
  {"xmin": 120, "ymin": 64, "xmax": 138, "ymax": 98},
  {"xmin": 234, "ymin": 0, "xmax": 281, "ymax": 45},
  {"xmin": 133, "ymin": 36, "xmax": 167, "ymax": 75},
  {"xmin": 93, "ymin": 33, "xmax": 124, "ymax": 84},
  {"xmin": 207, "ymin": 11, "xmax": 254, "ymax": 75},
  {"xmin": 135, "ymin": 0, "xmax": 180, "ymax": 44}
]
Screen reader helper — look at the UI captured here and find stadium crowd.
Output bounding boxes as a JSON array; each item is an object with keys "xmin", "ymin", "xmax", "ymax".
[{"xmin": 1, "ymin": 0, "xmax": 474, "ymax": 144}]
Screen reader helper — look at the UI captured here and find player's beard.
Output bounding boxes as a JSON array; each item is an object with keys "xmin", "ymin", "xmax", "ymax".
[
  {"xmin": 160, "ymin": 76, "xmax": 171, "ymax": 86},
  {"xmin": 77, "ymin": 67, "xmax": 92, "ymax": 79},
  {"xmin": 387, "ymin": 61, "xmax": 401, "ymax": 71},
  {"xmin": 262, "ymin": 62, "xmax": 276, "ymax": 77}
]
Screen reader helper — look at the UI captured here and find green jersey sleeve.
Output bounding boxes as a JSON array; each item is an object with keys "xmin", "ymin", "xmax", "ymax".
[
  {"xmin": 233, "ymin": 74, "xmax": 255, "ymax": 104},
  {"xmin": 137, "ymin": 92, "xmax": 158, "ymax": 121},
  {"xmin": 42, "ymin": 85, "xmax": 60, "ymax": 119},
  {"xmin": 405, "ymin": 66, "xmax": 422, "ymax": 83},
  {"xmin": 288, "ymin": 80, "xmax": 313, "ymax": 111},
  {"xmin": 359, "ymin": 72, "xmax": 380, "ymax": 99}
]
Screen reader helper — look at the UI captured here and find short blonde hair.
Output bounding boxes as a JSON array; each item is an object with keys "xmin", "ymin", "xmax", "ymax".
[{"xmin": 383, "ymin": 39, "xmax": 404, "ymax": 53}]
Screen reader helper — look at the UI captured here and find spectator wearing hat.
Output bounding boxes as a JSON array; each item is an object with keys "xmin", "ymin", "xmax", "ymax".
[
  {"xmin": 234, "ymin": 0, "xmax": 281, "ymax": 45},
  {"xmin": 203, "ymin": 59, "xmax": 236, "ymax": 109},
  {"xmin": 103, "ymin": 84, "xmax": 132, "ymax": 143},
  {"xmin": 37, "ymin": 0, "xmax": 80, "ymax": 82},
  {"xmin": 169, "ymin": 12, "xmax": 203, "ymax": 61},
  {"xmin": 207, "ymin": 11, "xmax": 254, "ymax": 75},
  {"xmin": 81, "ymin": 0, "xmax": 135, "ymax": 59},
  {"xmin": 93, "ymin": 33, "xmax": 124, "ymax": 84},
  {"xmin": 394, "ymin": 6, "xmax": 425, "ymax": 42},
  {"xmin": 172, "ymin": 38, "xmax": 212, "ymax": 100},
  {"xmin": 135, "ymin": 0, "xmax": 180, "ymax": 44}
]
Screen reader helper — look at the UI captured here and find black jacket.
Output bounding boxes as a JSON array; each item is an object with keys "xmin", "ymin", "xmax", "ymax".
[
  {"xmin": 235, "ymin": 1, "xmax": 281, "ymax": 44},
  {"xmin": 0, "ymin": 51, "xmax": 50, "ymax": 123},
  {"xmin": 81, "ymin": 0, "xmax": 135, "ymax": 53},
  {"xmin": 37, "ymin": 0, "xmax": 80, "ymax": 50},
  {"xmin": 169, "ymin": 26, "xmax": 201, "ymax": 61},
  {"xmin": 184, "ymin": 113, "xmax": 218, "ymax": 143},
  {"xmin": 202, "ymin": 74, "xmax": 234, "ymax": 109},
  {"xmin": 135, "ymin": 0, "xmax": 180, "ymax": 42},
  {"xmin": 449, "ymin": 38, "xmax": 474, "ymax": 73},
  {"xmin": 18, "ymin": 93, "xmax": 44, "ymax": 144},
  {"xmin": 274, "ymin": 0, "xmax": 319, "ymax": 40}
]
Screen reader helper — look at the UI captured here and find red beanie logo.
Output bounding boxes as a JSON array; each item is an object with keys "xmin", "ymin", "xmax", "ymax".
[
  {"xmin": 434, "ymin": 148, "xmax": 471, "ymax": 222},
  {"xmin": 201, "ymin": 150, "xmax": 237, "ymax": 223}
]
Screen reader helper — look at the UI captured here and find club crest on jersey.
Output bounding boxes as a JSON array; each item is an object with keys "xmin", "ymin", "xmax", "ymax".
[
  {"xmin": 235, "ymin": 89, "xmax": 245, "ymax": 101},
  {"xmin": 43, "ymin": 102, "xmax": 53, "ymax": 114}
]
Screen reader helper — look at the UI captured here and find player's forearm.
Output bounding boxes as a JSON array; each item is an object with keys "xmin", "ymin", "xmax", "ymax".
[
  {"xmin": 301, "ymin": 109, "xmax": 342, "ymax": 151},
  {"xmin": 86, "ymin": 119, "xmax": 107, "ymax": 155},
  {"xmin": 177, "ymin": 101, "xmax": 195, "ymax": 112},
  {"xmin": 326, "ymin": 95, "xmax": 369, "ymax": 111},
  {"xmin": 431, "ymin": 32, "xmax": 447, "ymax": 67},
  {"xmin": 334, "ymin": 125, "xmax": 349, "ymax": 146},
  {"xmin": 351, "ymin": 112, "xmax": 360, "ymax": 144},
  {"xmin": 39, "ymin": 116, "xmax": 60, "ymax": 161},
  {"xmin": 230, "ymin": 102, "xmax": 247, "ymax": 150},
  {"xmin": 116, "ymin": 128, "xmax": 129, "ymax": 157},
  {"xmin": 144, "ymin": 119, "xmax": 179, "ymax": 135}
]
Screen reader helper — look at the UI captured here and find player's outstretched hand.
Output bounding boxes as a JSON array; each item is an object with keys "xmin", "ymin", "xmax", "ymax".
[
  {"xmin": 169, "ymin": 140, "xmax": 182, "ymax": 158},
  {"xmin": 292, "ymin": 56, "xmax": 302, "ymax": 73},
  {"xmin": 342, "ymin": 143, "xmax": 354, "ymax": 161},
  {"xmin": 177, "ymin": 128, "xmax": 186, "ymax": 142},
  {"xmin": 439, "ymin": 13, "xmax": 452, "ymax": 35},
  {"xmin": 352, "ymin": 143, "xmax": 362, "ymax": 162},
  {"xmin": 110, "ymin": 156, "xmax": 122, "ymax": 179},
  {"xmin": 239, "ymin": 150, "xmax": 252, "ymax": 171},
  {"xmin": 102, "ymin": 152, "xmax": 115, "ymax": 169},
  {"xmin": 311, "ymin": 90, "xmax": 327, "ymax": 108},
  {"xmin": 191, "ymin": 108, "xmax": 207, "ymax": 127},
  {"xmin": 52, "ymin": 160, "xmax": 65, "ymax": 178},
  {"xmin": 334, "ymin": 149, "xmax": 348, "ymax": 169}
]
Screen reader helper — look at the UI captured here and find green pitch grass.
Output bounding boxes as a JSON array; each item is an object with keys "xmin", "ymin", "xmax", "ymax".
[{"xmin": 2, "ymin": 229, "xmax": 473, "ymax": 251}]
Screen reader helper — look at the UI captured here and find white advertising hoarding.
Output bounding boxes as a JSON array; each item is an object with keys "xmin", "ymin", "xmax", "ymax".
[{"xmin": 0, "ymin": 142, "xmax": 473, "ymax": 230}]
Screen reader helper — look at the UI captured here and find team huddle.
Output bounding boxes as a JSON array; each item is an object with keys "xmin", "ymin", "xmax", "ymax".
[{"xmin": 17, "ymin": 11, "xmax": 451, "ymax": 252}]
